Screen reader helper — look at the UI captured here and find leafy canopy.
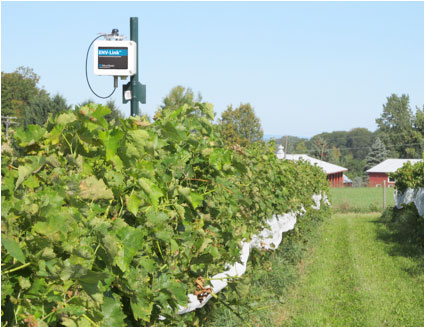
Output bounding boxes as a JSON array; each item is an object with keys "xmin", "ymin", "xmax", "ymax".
[
  {"xmin": 1, "ymin": 66, "xmax": 70, "ymax": 128},
  {"xmin": 2, "ymin": 100, "xmax": 328, "ymax": 327},
  {"xmin": 219, "ymin": 103, "xmax": 264, "ymax": 147},
  {"xmin": 376, "ymin": 94, "xmax": 423, "ymax": 158}
]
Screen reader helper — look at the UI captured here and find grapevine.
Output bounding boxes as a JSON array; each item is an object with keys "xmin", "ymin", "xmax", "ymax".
[{"xmin": 1, "ymin": 102, "xmax": 328, "ymax": 326}]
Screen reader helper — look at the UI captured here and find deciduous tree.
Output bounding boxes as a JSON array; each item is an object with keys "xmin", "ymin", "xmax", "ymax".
[
  {"xmin": 2, "ymin": 67, "xmax": 70, "ymax": 128},
  {"xmin": 376, "ymin": 94, "xmax": 422, "ymax": 158},
  {"xmin": 1, "ymin": 67, "xmax": 40, "ymax": 123},
  {"xmin": 218, "ymin": 103, "xmax": 264, "ymax": 147}
]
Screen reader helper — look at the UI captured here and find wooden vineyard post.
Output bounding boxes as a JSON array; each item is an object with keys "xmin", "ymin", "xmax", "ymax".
[{"xmin": 383, "ymin": 180, "xmax": 387, "ymax": 210}]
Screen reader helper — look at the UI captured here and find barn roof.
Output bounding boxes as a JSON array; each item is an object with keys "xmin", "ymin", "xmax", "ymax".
[
  {"xmin": 276, "ymin": 145, "xmax": 347, "ymax": 174},
  {"xmin": 284, "ymin": 154, "xmax": 348, "ymax": 174},
  {"xmin": 343, "ymin": 174, "xmax": 352, "ymax": 183},
  {"xmin": 366, "ymin": 159, "xmax": 422, "ymax": 174}
]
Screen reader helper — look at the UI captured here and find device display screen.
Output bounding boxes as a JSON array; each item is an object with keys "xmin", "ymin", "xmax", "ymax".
[{"xmin": 98, "ymin": 47, "xmax": 128, "ymax": 69}]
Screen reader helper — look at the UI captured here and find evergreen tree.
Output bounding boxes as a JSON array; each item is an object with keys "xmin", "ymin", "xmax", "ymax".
[
  {"xmin": 352, "ymin": 176, "xmax": 364, "ymax": 188},
  {"xmin": 218, "ymin": 103, "xmax": 264, "ymax": 147},
  {"xmin": 363, "ymin": 137, "xmax": 388, "ymax": 181},
  {"xmin": 24, "ymin": 92, "xmax": 70, "ymax": 127}
]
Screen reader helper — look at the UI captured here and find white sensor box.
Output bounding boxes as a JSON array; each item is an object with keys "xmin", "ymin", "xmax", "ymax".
[{"xmin": 94, "ymin": 40, "xmax": 136, "ymax": 76}]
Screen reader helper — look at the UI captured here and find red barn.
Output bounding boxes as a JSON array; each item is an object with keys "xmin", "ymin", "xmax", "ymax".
[
  {"xmin": 276, "ymin": 145, "xmax": 347, "ymax": 187},
  {"xmin": 366, "ymin": 159, "xmax": 422, "ymax": 187}
]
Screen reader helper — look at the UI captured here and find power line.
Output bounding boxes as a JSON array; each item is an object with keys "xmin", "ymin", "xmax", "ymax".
[
  {"xmin": 323, "ymin": 142, "xmax": 423, "ymax": 152},
  {"xmin": 277, "ymin": 131, "xmax": 422, "ymax": 142}
]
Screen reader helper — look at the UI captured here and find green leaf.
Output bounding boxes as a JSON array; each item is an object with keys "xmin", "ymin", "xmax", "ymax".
[
  {"xmin": 130, "ymin": 298, "xmax": 153, "ymax": 322},
  {"xmin": 204, "ymin": 102, "xmax": 215, "ymax": 120},
  {"xmin": 139, "ymin": 257, "xmax": 156, "ymax": 273},
  {"xmin": 155, "ymin": 231, "xmax": 172, "ymax": 242},
  {"xmin": 170, "ymin": 239, "xmax": 179, "ymax": 253},
  {"xmin": 79, "ymin": 270, "xmax": 109, "ymax": 284},
  {"xmin": 80, "ymin": 281, "xmax": 104, "ymax": 305},
  {"xmin": 209, "ymin": 148, "xmax": 231, "ymax": 172},
  {"xmin": 33, "ymin": 214, "xmax": 70, "ymax": 238},
  {"xmin": 145, "ymin": 211, "xmax": 168, "ymax": 228},
  {"xmin": 167, "ymin": 281, "xmax": 188, "ymax": 305},
  {"xmin": 92, "ymin": 104, "xmax": 111, "ymax": 120},
  {"xmin": 127, "ymin": 193, "xmax": 141, "ymax": 216},
  {"xmin": 22, "ymin": 175, "xmax": 40, "ymax": 189},
  {"xmin": 99, "ymin": 129, "xmax": 124, "ymax": 161},
  {"xmin": 123, "ymin": 129, "xmax": 150, "ymax": 159},
  {"xmin": 188, "ymin": 191, "xmax": 203, "ymax": 209},
  {"xmin": 116, "ymin": 226, "xmax": 144, "ymax": 270},
  {"xmin": 79, "ymin": 176, "xmax": 113, "ymax": 200},
  {"xmin": 14, "ymin": 125, "xmax": 45, "ymax": 147},
  {"xmin": 162, "ymin": 121, "xmax": 186, "ymax": 141},
  {"xmin": 62, "ymin": 318, "xmax": 78, "ymax": 327},
  {"xmin": 138, "ymin": 177, "xmax": 163, "ymax": 210},
  {"xmin": 197, "ymin": 238, "xmax": 212, "ymax": 254},
  {"xmin": 210, "ymin": 245, "xmax": 219, "ymax": 258},
  {"xmin": 178, "ymin": 187, "xmax": 203, "ymax": 209},
  {"xmin": 1, "ymin": 234, "xmax": 26, "ymax": 263},
  {"xmin": 102, "ymin": 293, "xmax": 126, "ymax": 326},
  {"xmin": 15, "ymin": 156, "xmax": 46, "ymax": 190}
]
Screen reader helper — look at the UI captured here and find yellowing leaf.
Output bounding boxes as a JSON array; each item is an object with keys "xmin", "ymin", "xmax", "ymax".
[{"xmin": 79, "ymin": 176, "xmax": 113, "ymax": 200}]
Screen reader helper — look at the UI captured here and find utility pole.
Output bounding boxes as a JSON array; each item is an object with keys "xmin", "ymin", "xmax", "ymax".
[
  {"xmin": 2, "ymin": 116, "xmax": 17, "ymax": 140},
  {"xmin": 284, "ymin": 136, "xmax": 289, "ymax": 159},
  {"xmin": 122, "ymin": 17, "xmax": 146, "ymax": 116}
]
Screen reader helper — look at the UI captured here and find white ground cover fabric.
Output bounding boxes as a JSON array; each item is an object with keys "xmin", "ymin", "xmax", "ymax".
[
  {"xmin": 394, "ymin": 188, "xmax": 424, "ymax": 216},
  {"xmin": 175, "ymin": 192, "xmax": 327, "ymax": 315}
]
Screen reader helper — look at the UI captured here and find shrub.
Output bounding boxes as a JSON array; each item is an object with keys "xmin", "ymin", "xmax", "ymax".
[
  {"xmin": 389, "ymin": 161, "xmax": 424, "ymax": 193},
  {"xmin": 387, "ymin": 160, "xmax": 424, "ymax": 246}
]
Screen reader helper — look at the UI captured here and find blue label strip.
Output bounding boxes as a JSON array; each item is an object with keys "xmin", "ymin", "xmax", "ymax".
[{"xmin": 98, "ymin": 49, "xmax": 128, "ymax": 56}]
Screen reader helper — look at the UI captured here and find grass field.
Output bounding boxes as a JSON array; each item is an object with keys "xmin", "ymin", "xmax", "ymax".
[
  {"xmin": 274, "ymin": 213, "xmax": 424, "ymax": 327},
  {"xmin": 330, "ymin": 187, "xmax": 395, "ymax": 213}
]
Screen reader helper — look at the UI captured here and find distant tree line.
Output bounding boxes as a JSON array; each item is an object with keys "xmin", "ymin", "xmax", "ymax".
[{"xmin": 275, "ymin": 94, "xmax": 424, "ymax": 184}]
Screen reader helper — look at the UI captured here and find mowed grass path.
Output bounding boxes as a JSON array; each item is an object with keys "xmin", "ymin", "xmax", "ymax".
[{"xmin": 274, "ymin": 213, "xmax": 424, "ymax": 327}]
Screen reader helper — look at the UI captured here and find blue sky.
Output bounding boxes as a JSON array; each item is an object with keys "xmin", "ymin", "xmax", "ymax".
[{"xmin": 2, "ymin": 1, "xmax": 424, "ymax": 137}]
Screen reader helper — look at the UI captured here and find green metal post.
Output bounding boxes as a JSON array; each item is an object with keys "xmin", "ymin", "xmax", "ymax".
[
  {"xmin": 130, "ymin": 17, "xmax": 139, "ymax": 116},
  {"xmin": 122, "ymin": 17, "xmax": 146, "ymax": 113}
]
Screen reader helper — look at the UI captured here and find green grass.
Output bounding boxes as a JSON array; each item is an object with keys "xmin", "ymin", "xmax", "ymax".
[
  {"xmin": 201, "ymin": 216, "xmax": 325, "ymax": 327},
  {"xmin": 202, "ymin": 201, "xmax": 422, "ymax": 327},
  {"xmin": 330, "ymin": 187, "xmax": 395, "ymax": 213},
  {"xmin": 275, "ymin": 213, "xmax": 424, "ymax": 327}
]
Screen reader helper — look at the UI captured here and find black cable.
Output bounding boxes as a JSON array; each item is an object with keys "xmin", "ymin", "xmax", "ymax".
[{"xmin": 85, "ymin": 34, "xmax": 117, "ymax": 99}]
